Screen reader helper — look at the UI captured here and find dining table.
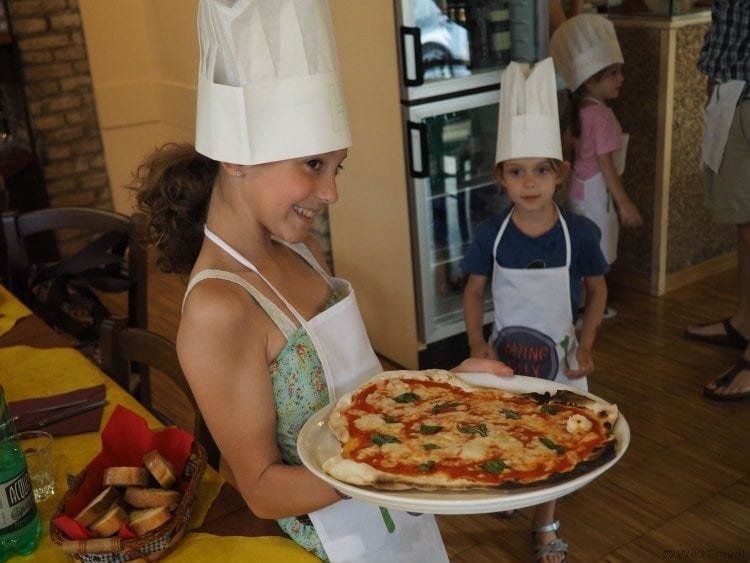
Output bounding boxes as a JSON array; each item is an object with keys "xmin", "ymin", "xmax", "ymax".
[{"xmin": 0, "ymin": 284, "xmax": 318, "ymax": 562}]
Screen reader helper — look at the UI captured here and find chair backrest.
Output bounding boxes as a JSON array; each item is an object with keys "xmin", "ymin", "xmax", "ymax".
[
  {"xmin": 99, "ymin": 317, "xmax": 221, "ymax": 470},
  {"xmin": 1, "ymin": 206, "xmax": 148, "ymax": 330}
]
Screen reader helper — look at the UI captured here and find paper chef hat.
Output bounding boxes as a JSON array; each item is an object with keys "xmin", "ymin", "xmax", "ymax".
[
  {"xmin": 195, "ymin": 0, "xmax": 351, "ymax": 165},
  {"xmin": 495, "ymin": 57, "xmax": 561, "ymax": 164},
  {"xmin": 549, "ymin": 14, "xmax": 623, "ymax": 92}
]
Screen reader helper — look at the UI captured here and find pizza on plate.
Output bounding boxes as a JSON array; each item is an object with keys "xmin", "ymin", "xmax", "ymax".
[{"xmin": 323, "ymin": 370, "xmax": 618, "ymax": 491}]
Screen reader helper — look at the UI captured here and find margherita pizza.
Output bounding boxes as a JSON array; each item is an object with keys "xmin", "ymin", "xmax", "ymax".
[{"xmin": 323, "ymin": 370, "xmax": 618, "ymax": 491}]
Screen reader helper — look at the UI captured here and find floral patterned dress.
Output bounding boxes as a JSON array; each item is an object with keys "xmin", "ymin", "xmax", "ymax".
[{"xmin": 185, "ymin": 269, "xmax": 336, "ymax": 560}]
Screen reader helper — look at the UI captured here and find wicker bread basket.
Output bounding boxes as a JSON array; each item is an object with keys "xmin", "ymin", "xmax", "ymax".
[{"xmin": 50, "ymin": 441, "xmax": 207, "ymax": 562}]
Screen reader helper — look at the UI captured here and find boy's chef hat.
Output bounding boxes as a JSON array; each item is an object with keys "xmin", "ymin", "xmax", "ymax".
[
  {"xmin": 495, "ymin": 57, "xmax": 561, "ymax": 164},
  {"xmin": 549, "ymin": 14, "xmax": 623, "ymax": 92},
  {"xmin": 195, "ymin": 0, "xmax": 351, "ymax": 165}
]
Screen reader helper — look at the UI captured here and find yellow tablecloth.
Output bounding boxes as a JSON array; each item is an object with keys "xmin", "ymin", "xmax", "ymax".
[
  {"xmin": 0, "ymin": 284, "xmax": 32, "ymax": 337},
  {"xmin": 0, "ymin": 345, "xmax": 225, "ymax": 562},
  {"xmin": 2, "ymin": 347, "xmax": 317, "ymax": 562},
  {"xmin": 1, "ymin": 294, "xmax": 318, "ymax": 562}
]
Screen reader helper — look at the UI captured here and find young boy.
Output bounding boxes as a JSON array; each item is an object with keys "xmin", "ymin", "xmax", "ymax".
[{"xmin": 461, "ymin": 58, "xmax": 608, "ymax": 563}]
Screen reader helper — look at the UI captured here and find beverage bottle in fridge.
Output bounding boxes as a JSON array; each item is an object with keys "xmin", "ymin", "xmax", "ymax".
[
  {"xmin": 0, "ymin": 386, "xmax": 41, "ymax": 562},
  {"xmin": 488, "ymin": 0, "xmax": 512, "ymax": 65}
]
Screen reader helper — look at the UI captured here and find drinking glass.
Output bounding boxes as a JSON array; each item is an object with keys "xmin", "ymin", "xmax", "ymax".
[{"xmin": 17, "ymin": 431, "xmax": 55, "ymax": 502}]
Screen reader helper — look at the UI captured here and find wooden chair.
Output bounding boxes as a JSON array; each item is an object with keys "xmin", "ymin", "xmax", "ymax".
[
  {"xmin": 99, "ymin": 317, "xmax": 221, "ymax": 470},
  {"xmin": 1, "ymin": 206, "xmax": 148, "ymax": 331}
]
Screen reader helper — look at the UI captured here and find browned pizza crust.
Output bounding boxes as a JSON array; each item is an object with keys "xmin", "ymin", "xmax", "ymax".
[{"xmin": 324, "ymin": 369, "xmax": 619, "ymax": 491}]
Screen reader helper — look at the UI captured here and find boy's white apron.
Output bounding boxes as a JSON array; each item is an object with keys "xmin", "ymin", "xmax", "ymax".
[
  {"xmin": 489, "ymin": 209, "xmax": 587, "ymax": 391},
  {"xmin": 570, "ymin": 97, "xmax": 628, "ymax": 265},
  {"xmin": 204, "ymin": 227, "xmax": 448, "ymax": 563}
]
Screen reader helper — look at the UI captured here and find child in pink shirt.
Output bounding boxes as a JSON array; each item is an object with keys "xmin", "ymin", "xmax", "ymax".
[{"xmin": 551, "ymin": 14, "xmax": 642, "ymax": 317}]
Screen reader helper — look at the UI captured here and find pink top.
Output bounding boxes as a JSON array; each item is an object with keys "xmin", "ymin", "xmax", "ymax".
[{"xmin": 572, "ymin": 102, "xmax": 623, "ymax": 182}]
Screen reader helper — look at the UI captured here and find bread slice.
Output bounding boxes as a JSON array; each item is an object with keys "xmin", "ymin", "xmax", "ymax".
[
  {"xmin": 129, "ymin": 506, "xmax": 171, "ymax": 536},
  {"xmin": 124, "ymin": 486, "xmax": 181, "ymax": 508},
  {"xmin": 73, "ymin": 486, "xmax": 120, "ymax": 527},
  {"xmin": 103, "ymin": 466, "xmax": 151, "ymax": 487},
  {"xmin": 142, "ymin": 450, "xmax": 176, "ymax": 489},
  {"xmin": 89, "ymin": 503, "xmax": 128, "ymax": 537}
]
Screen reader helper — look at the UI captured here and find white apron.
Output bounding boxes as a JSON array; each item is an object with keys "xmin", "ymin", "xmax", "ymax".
[
  {"xmin": 570, "ymin": 171, "xmax": 618, "ymax": 265},
  {"xmin": 203, "ymin": 227, "xmax": 448, "ymax": 563},
  {"xmin": 489, "ymin": 208, "xmax": 587, "ymax": 391},
  {"xmin": 702, "ymin": 80, "xmax": 745, "ymax": 173},
  {"xmin": 570, "ymin": 97, "xmax": 628, "ymax": 265}
]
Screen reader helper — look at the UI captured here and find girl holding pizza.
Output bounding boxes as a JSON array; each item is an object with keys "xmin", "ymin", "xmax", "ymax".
[
  {"xmin": 462, "ymin": 58, "xmax": 609, "ymax": 563},
  {"xmin": 131, "ymin": 1, "xmax": 511, "ymax": 561}
]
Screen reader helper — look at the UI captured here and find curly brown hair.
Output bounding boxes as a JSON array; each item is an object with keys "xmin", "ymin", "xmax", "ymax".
[{"xmin": 129, "ymin": 143, "xmax": 219, "ymax": 274}]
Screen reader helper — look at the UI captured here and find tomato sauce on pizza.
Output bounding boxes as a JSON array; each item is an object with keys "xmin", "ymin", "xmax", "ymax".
[{"xmin": 323, "ymin": 370, "xmax": 618, "ymax": 491}]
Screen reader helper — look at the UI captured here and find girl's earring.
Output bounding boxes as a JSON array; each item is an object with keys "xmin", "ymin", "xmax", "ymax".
[{"xmin": 235, "ymin": 169, "xmax": 243, "ymax": 177}]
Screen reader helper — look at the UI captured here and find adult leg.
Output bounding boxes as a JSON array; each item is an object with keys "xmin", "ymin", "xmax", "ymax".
[
  {"xmin": 686, "ymin": 100, "xmax": 750, "ymax": 345},
  {"xmin": 704, "ymin": 222, "xmax": 750, "ymax": 399}
]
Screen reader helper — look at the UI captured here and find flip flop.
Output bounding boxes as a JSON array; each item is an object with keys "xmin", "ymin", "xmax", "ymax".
[
  {"xmin": 703, "ymin": 358, "xmax": 750, "ymax": 401},
  {"xmin": 684, "ymin": 318, "xmax": 749, "ymax": 350}
]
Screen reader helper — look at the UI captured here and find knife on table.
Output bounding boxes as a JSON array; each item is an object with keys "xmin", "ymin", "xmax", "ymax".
[
  {"xmin": 15, "ymin": 399, "xmax": 108, "ymax": 432},
  {"xmin": 12, "ymin": 397, "xmax": 90, "ymax": 421}
]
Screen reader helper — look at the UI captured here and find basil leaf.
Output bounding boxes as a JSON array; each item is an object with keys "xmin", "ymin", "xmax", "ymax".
[
  {"xmin": 502, "ymin": 409, "xmax": 521, "ymax": 419},
  {"xmin": 457, "ymin": 423, "xmax": 489, "ymax": 437},
  {"xmin": 419, "ymin": 423, "xmax": 443, "ymax": 435},
  {"xmin": 394, "ymin": 392, "xmax": 420, "ymax": 403},
  {"xmin": 421, "ymin": 443, "xmax": 441, "ymax": 450},
  {"xmin": 417, "ymin": 460, "xmax": 435, "ymax": 473},
  {"xmin": 371, "ymin": 433, "xmax": 401, "ymax": 446},
  {"xmin": 382, "ymin": 414, "xmax": 399, "ymax": 423},
  {"xmin": 530, "ymin": 392, "xmax": 552, "ymax": 404},
  {"xmin": 541, "ymin": 405, "xmax": 559, "ymax": 415},
  {"xmin": 539, "ymin": 436, "xmax": 566, "ymax": 454},
  {"xmin": 432, "ymin": 401, "xmax": 461, "ymax": 414},
  {"xmin": 480, "ymin": 459, "xmax": 507, "ymax": 474}
]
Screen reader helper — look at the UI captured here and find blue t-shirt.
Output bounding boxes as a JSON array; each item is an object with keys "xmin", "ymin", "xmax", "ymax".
[{"xmin": 461, "ymin": 207, "xmax": 609, "ymax": 317}]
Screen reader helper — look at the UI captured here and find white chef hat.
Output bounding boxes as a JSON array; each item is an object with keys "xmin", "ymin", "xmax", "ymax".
[
  {"xmin": 195, "ymin": 0, "xmax": 351, "ymax": 165},
  {"xmin": 495, "ymin": 57, "xmax": 561, "ymax": 164},
  {"xmin": 549, "ymin": 14, "xmax": 623, "ymax": 92}
]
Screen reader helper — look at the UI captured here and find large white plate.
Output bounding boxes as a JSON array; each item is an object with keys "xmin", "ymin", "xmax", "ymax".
[{"xmin": 297, "ymin": 373, "xmax": 629, "ymax": 515}]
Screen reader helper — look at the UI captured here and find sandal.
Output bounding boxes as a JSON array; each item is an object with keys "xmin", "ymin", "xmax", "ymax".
[
  {"xmin": 685, "ymin": 318, "xmax": 749, "ymax": 350},
  {"xmin": 532, "ymin": 520, "xmax": 568, "ymax": 562},
  {"xmin": 703, "ymin": 358, "xmax": 750, "ymax": 401}
]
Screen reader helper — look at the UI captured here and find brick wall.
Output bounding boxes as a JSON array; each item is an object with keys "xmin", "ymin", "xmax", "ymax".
[{"xmin": 8, "ymin": 0, "xmax": 111, "ymax": 210}]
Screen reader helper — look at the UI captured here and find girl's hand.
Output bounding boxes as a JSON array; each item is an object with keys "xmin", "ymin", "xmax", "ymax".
[
  {"xmin": 453, "ymin": 357, "xmax": 514, "ymax": 377},
  {"xmin": 617, "ymin": 199, "xmax": 643, "ymax": 228},
  {"xmin": 565, "ymin": 347, "xmax": 594, "ymax": 378}
]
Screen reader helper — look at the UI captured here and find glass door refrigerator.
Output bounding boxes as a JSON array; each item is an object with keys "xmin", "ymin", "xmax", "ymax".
[{"xmin": 396, "ymin": 0, "xmax": 548, "ymax": 366}]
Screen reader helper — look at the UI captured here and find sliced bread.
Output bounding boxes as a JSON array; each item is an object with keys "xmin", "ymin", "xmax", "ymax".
[
  {"xmin": 89, "ymin": 503, "xmax": 128, "ymax": 538},
  {"xmin": 124, "ymin": 486, "xmax": 181, "ymax": 508},
  {"xmin": 142, "ymin": 450, "xmax": 176, "ymax": 489},
  {"xmin": 129, "ymin": 506, "xmax": 171, "ymax": 536},
  {"xmin": 73, "ymin": 486, "xmax": 120, "ymax": 527},
  {"xmin": 103, "ymin": 466, "xmax": 151, "ymax": 487}
]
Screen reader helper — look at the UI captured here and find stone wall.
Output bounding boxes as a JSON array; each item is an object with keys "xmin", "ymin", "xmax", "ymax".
[{"xmin": 7, "ymin": 0, "xmax": 110, "ymax": 210}]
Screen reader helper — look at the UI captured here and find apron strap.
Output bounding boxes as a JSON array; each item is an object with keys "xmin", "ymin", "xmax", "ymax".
[
  {"xmin": 492, "ymin": 206, "xmax": 571, "ymax": 268},
  {"xmin": 184, "ymin": 269, "xmax": 298, "ymax": 339},
  {"xmin": 202, "ymin": 226, "xmax": 331, "ymax": 329}
]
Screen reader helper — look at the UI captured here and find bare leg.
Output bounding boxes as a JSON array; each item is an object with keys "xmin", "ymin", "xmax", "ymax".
[
  {"xmin": 705, "ymin": 223, "xmax": 750, "ymax": 398},
  {"xmin": 532, "ymin": 500, "xmax": 567, "ymax": 563},
  {"xmin": 685, "ymin": 223, "xmax": 750, "ymax": 340}
]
